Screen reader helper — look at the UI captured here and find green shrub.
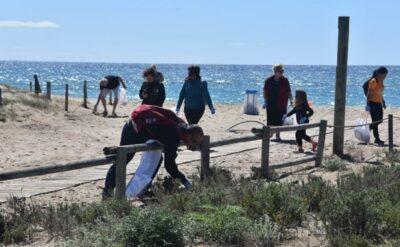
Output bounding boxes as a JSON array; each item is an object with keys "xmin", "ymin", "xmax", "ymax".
[
  {"xmin": 241, "ymin": 183, "xmax": 306, "ymax": 227},
  {"xmin": 321, "ymin": 188, "xmax": 387, "ymax": 241},
  {"xmin": 324, "ymin": 158, "xmax": 346, "ymax": 171},
  {"xmin": 250, "ymin": 215, "xmax": 281, "ymax": 247},
  {"xmin": 300, "ymin": 175, "xmax": 334, "ymax": 212},
  {"xmin": 119, "ymin": 207, "xmax": 184, "ymax": 247},
  {"xmin": 185, "ymin": 205, "xmax": 252, "ymax": 245},
  {"xmin": 330, "ymin": 234, "xmax": 371, "ymax": 247},
  {"xmin": 383, "ymin": 202, "xmax": 400, "ymax": 237}
]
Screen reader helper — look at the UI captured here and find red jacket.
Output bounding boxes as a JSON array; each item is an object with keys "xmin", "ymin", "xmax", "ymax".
[
  {"xmin": 131, "ymin": 104, "xmax": 186, "ymax": 133},
  {"xmin": 263, "ymin": 75, "xmax": 291, "ymax": 111}
]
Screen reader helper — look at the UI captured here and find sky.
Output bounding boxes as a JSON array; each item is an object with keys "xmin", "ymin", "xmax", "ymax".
[{"xmin": 0, "ymin": 0, "xmax": 399, "ymax": 65}]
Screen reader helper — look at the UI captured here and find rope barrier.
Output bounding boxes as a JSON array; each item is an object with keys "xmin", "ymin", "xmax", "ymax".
[
  {"xmin": 326, "ymin": 117, "xmax": 389, "ymax": 129},
  {"xmin": 227, "ymin": 121, "xmax": 265, "ymax": 132}
]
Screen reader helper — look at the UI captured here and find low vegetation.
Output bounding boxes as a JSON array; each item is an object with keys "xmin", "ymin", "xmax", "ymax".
[{"xmin": 1, "ymin": 159, "xmax": 400, "ymax": 246}]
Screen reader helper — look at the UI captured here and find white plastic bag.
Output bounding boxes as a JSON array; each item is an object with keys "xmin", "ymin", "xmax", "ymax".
[
  {"xmin": 283, "ymin": 105, "xmax": 297, "ymax": 126},
  {"xmin": 119, "ymin": 87, "xmax": 128, "ymax": 106},
  {"xmin": 354, "ymin": 118, "xmax": 370, "ymax": 143},
  {"xmin": 125, "ymin": 140, "xmax": 162, "ymax": 198}
]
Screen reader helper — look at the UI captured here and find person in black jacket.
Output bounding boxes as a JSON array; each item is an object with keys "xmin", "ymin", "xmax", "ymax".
[
  {"xmin": 285, "ymin": 90, "xmax": 317, "ymax": 153},
  {"xmin": 139, "ymin": 67, "xmax": 166, "ymax": 107}
]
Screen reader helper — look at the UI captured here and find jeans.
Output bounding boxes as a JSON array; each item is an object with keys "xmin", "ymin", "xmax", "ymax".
[{"xmin": 295, "ymin": 130, "xmax": 311, "ymax": 146}]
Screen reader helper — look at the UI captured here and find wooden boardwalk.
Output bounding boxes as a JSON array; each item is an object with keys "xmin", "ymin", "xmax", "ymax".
[{"xmin": 0, "ymin": 140, "xmax": 265, "ymax": 203}]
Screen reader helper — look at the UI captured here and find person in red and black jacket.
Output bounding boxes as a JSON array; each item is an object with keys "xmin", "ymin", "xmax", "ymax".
[
  {"xmin": 263, "ymin": 64, "xmax": 293, "ymax": 140},
  {"xmin": 102, "ymin": 104, "xmax": 204, "ymax": 199}
]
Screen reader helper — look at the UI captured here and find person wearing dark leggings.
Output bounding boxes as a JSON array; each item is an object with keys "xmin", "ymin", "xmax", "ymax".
[
  {"xmin": 176, "ymin": 65, "xmax": 215, "ymax": 124},
  {"xmin": 366, "ymin": 66, "xmax": 388, "ymax": 145},
  {"xmin": 285, "ymin": 90, "xmax": 317, "ymax": 153},
  {"xmin": 103, "ymin": 104, "xmax": 205, "ymax": 199}
]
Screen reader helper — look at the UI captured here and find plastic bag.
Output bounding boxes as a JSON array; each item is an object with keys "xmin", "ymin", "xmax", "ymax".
[
  {"xmin": 354, "ymin": 118, "xmax": 370, "ymax": 143},
  {"xmin": 283, "ymin": 105, "xmax": 298, "ymax": 126},
  {"xmin": 119, "ymin": 87, "xmax": 128, "ymax": 106},
  {"xmin": 125, "ymin": 140, "xmax": 162, "ymax": 198}
]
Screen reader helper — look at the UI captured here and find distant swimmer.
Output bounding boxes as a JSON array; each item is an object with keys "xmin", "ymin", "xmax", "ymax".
[{"xmin": 93, "ymin": 75, "xmax": 127, "ymax": 117}]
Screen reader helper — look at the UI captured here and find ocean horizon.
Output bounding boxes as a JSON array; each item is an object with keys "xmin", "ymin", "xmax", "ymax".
[{"xmin": 1, "ymin": 60, "xmax": 399, "ymax": 106}]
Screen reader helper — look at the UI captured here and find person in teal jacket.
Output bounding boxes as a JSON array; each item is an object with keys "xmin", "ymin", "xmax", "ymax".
[{"xmin": 176, "ymin": 65, "xmax": 215, "ymax": 124}]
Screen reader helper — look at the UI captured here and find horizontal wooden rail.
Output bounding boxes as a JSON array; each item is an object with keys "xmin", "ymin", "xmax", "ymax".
[
  {"xmin": 210, "ymin": 135, "xmax": 260, "ymax": 148},
  {"xmin": 270, "ymin": 122, "xmax": 321, "ymax": 132},
  {"xmin": 271, "ymin": 156, "xmax": 316, "ymax": 170},
  {"xmin": 0, "ymin": 156, "xmax": 116, "ymax": 181},
  {"xmin": 104, "ymin": 143, "xmax": 164, "ymax": 156}
]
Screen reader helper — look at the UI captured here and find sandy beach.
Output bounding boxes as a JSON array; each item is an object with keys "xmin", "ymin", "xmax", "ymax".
[{"xmin": 1, "ymin": 85, "xmax": 399, "ymax": 185}]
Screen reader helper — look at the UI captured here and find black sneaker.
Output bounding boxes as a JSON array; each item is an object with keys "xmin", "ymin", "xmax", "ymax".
[{"xmin": 374, "ymin": 139, "xmax": 385, "ymax": 145}]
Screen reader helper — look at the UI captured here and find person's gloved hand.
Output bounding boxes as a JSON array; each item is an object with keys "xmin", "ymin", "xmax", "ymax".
[
  {"xmin": 282, "ymin": 114, "xmax": 287, "ymax": 121},
  {"xmin": 382, "ymin": 100, "xmax": 387, "ymax": 110},
  {"xmin": 299, "ymin": 117, "xmax": 307, "ymax": 124},
  {"xmin": 365, "ymin": 103, "xmax": 371, "ymax": 112},
  {"xmin": 211, "ymin": 108, "xmax": 216, "ymax": 114}
]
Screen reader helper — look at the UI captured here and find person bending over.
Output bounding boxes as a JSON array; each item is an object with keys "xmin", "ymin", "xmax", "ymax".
[
  {"xmin": 139, "ymin": 68, "xmax": 166, "ymax": 107},
  {"xmin": 93, "ymin": 75, "xmax": 127, "ymax": 117},
  {"xmin": 102, "ymin": 104, "xmax": 204, "ymax": 199},
  {"xmin": 285, "ymin": 90, "xmax": 317, "ymax": 153}
]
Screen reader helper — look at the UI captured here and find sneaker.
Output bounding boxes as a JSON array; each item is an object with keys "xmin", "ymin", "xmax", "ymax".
[
  {"xmin": 183, "ymin": 180, "xmax": 192, "ymax": 189},
  {"xmin": 297, "ymin": 147, "xmax": 304, "ymax": 153},
  {"xmin": 374, "ymin": 139, "xmax": 385, "ymax": 145},
  {"xmin": 101, "ymin": 188, "xmax": 113, "ymax": 200},
  {"xmin": 102, "ymin": 111, "xmax": 108, "ymax": 117},
  {"xmin": 311, "ymin": 142, "xmax": 317, "ymax": 152}
]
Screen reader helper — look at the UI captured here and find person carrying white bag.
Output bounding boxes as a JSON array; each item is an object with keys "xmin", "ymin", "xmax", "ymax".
[{"xmin": 102, "ymin": 104, "xmax": 205, "ymax": 199}]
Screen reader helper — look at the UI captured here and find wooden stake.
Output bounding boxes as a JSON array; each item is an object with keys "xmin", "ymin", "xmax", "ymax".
[
  {"xmin": 261, "ymin": 126, "xmax": 271, "ymax": 179},
  {"xmin": 34, "ymin": 74, "xmax": 42, "ymax": 95},
  {"xmin": 115, "ymin": 148, "xmax": 127, "ymax": 200},
  {"xmin": 65, "ymin": 84, "xmax": 69, "ymax": 112},
  {"xmin": 46, "ymin": 82, "xmax": 51, "ymax": 100},
  {"xmin": 200, "ymin": 135, "xmax": 211, "ymax": 181},
  {"xmin": 389, "ymin": 114, "xmax": 394, "ymax": 152},
  {"xmin": 83, "ymin": 80, "xmax": 88, "ymax": 108},
  {"xmin": 333, "ymin": 16, "xmax": 350, "ymax": 156},
  {"xmin": 315, "ymin": 120, "xmax": 328, "ymax": 167}
]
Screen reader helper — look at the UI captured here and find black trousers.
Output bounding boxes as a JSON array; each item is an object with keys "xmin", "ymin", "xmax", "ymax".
[
  {"xmin": 296, "ymin": 130, "xmax": 311, "ymax": 146},
  {"xmin": 184, "ymin": 107, "xmax": 205, "ymax": 125},
  {"xmin": 368, "ymin": 101, "xmax": 383, "ymax": 140},
  {"xmin": 104, "ymin": 122, "xmax": 163, "ymax": 191}
]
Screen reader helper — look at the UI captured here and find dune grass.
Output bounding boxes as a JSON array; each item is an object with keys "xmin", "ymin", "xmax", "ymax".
[{"xmin": 1, "ymin": 159, "xmax": 400, "ymax": 246}]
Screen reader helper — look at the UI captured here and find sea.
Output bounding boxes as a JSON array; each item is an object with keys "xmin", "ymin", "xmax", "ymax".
[{"xmin": 0, "ymin": 61, "xmax": 399, "ymax": 106}]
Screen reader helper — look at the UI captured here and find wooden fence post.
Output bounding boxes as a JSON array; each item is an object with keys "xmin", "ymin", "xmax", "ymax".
[
  {"xmin": 261, "ymin": 126, "xmax": 271, "ymax": 179},
  {"xmin": 29, "ymin": 81, "xmax": 32, "ymax": 92},
  {"xmin": 34, "ymin": 74, "xmax": 42, "ymax": 95},
  {"xmin": 46, "ymin": 82, "xmax": 51, "ymax": 100},
  {"xmin": 200, "ymin": 135, "xmax": 211, "ymax": 181},
  {"xmin": 389, "ymin": 114, "xmax": 394, "ymax": 152},
  {"xmin": 83, "ymin": 80, "xmax": 88, "ymax": 108},
  {"xmin": 65, "ymin": 84, "xmax": 69, "ymax": 112},
  {"xmin": 333, "ymin": 16, "xmax": 350, "ymax": 156},
  {"xmin": 315, "ymin": 120, "xmax": 328, "ymax": 167},
  {"xmin": 0, "ymin": 88, "xmax": 2, "ymax": 106},
  {"xmin": 115, "ymin": 148, "xmax": 127, "ymax": 200}
]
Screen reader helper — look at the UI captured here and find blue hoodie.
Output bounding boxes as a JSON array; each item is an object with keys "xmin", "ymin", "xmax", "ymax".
[{"xmin": 177, "ymin": 79, "xmax": 214, "ymax": 110}]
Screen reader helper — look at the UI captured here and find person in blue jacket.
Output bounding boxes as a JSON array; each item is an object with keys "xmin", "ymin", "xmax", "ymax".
[{"xmin": 175, "ymin": 65, "xmax": 216, "ymax": 124}]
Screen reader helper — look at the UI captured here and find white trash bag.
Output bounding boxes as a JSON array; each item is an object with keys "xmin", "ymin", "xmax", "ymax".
[
  {"xmin": 119, "ymin": 87, "xmax": 128, "ymax": 106},
  {"xmin": 354, "ymin": 118, "xmax": 370, "ymax": 143},
  {"xmin": 283, "ymin": 105, "xmax": 297, "ymax": 126},
  {"xmin": 125, "ymin": 140, "xmax": 162, "ymax": 199}
]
